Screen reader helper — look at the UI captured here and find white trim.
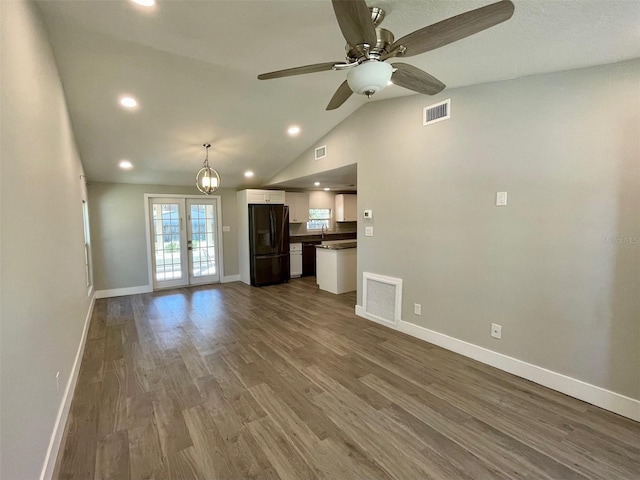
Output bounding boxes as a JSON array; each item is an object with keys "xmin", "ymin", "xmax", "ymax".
[
  {"xmin": 94, "ymin": 285, "xmax": 152, "ymax": 299},
  {"xmin": 355, "ymin": 307, "xmax": 640, "ymax": 422},
  {"xmin": 40, "ymin": 293, "xmax": 96, "ymax": 480},
  {"xmin": 355, "ymin": 304, "xmax": 396, "ymax": 326},
  {"xmin": 221, "ymin": 275, "xmax": 240, "ymax": 283}
]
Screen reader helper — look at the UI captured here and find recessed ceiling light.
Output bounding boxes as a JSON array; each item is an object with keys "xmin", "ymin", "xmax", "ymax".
[
  {"xmin": 314, "ymin": 182, "xmax": 320, "ymax": 186},
  {"xmin": 244, "ymin": 171, "xmax": 254, "ymax": 178},
  {"xmin": 287, "ymin": 125, "xmax": 301, "ymax": 136},
  {"xmin": 119, "ymin": 160, "xmax": 133, "ymax": 170},
  {"xmin": 119, "ymin": 96, "xmax": 138, "ymax": 109},
  {"xmin": 323, "ymin": 187, "xmax": 330, "ymax": 191},
  {"xmin": 131, "ymin": 0, "xmax": 155, "ymax": 6}
]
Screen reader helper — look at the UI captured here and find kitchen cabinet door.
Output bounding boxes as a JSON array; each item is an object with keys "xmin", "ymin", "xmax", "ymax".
[
  {"xmin": 245, "ymin": 189, "xmax": 285, "ymax": 204},
  {"xmin": 335, "ymin": 194, "xmax": 357, "ymax": 222},
  {"xmin": 285, "ymin": 192, "xmax": 309, "ymax": 223}
]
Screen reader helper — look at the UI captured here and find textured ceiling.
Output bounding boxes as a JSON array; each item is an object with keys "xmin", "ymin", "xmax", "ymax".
[{"xmin": 36, "ymin": 0, "xmax": 640, "ymax": 190}]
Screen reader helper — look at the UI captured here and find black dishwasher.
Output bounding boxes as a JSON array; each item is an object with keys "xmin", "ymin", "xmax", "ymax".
[{"xmin": 302, "ymin": 242, "xmax": 320, "ymax": 277}]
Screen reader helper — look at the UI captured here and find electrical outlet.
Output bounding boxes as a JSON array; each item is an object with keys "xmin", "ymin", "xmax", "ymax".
[
  {"xmin": 222, "ymin": 225, "xmax": 231, "ymax": 232},
  {"xmin": 496, "ymin": 191, "xmax": 508, "ymax": 206},
  {"xmin": 56, "ymin": 371, "xmax": 61, "ymax": 394},
  {"xmin": 365, "ymin": 226, "xmax": 374, "ymax": 237},
  {"xmin": 414, "ymin": 303, "xmax": 422, "ymax": 316},
  {"xmin": 491, "ymin": 323, "xmax": 502, "ymax": 339}
]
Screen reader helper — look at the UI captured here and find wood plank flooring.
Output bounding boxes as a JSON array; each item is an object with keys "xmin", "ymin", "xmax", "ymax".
[{"xmin": 54, "ymin": 277, "xmax": 640, "ymax": 479}]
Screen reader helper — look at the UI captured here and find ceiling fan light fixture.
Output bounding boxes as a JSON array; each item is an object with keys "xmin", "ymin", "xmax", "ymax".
[
  {"xmin": 196, "ymin": 143, "xmax": 221, "ymax": 195},
  {"xmin": 346, "ymin": 60, "xmax": 393, "ymax": 97}
]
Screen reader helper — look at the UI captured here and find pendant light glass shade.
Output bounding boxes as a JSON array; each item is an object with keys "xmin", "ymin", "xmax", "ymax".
[
  {"xmin": 347, "ymin": 60, "xmax": 393, "ymax": 96},
  {"xmin": 196, "ymin": 143, "xmax": 221, "ymax": 195}
]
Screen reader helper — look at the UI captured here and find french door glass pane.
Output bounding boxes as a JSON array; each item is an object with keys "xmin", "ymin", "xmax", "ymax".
[
  {"xmin": 190, "ymin": 204, "xmax": 216, "ymax": 277},
  {"xmin": 152, "ymin": 204, "xmax": 182, "ymax": 281}
]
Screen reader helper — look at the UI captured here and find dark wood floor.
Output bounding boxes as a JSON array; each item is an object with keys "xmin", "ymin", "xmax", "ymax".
[{"xmin": 54, "ymin": 277, "xmax": 640, "ymax": 479}]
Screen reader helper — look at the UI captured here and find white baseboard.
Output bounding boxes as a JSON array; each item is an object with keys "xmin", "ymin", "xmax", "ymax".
[
  {"xmin": 221, "ymin": 275, "xmax": 240, "ymax": 283},
  {"xmin": 96, "ymin": 279, "xmax": 240, "ymax": 297},
  {"xmin": 355, "ymin": 306, "xmax": 640, "ymax": 422},
  {"xmin": 94, "ymin": 285, "xmax": 152, "ymax": 299},
  {"xmin": 40, "ymin": 293, "xmax": 96, "ymax": 480}
]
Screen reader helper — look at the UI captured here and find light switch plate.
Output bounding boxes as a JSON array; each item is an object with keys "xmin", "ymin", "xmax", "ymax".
[
  {"xmin": 222, "ymin": 226, "xmax": 231, "ymax": 232},
  {"xmin": 363, "ymin": 209, "xmax": 373, "ymax": 219},
  {"xmin": 365, "ymin": 226, "xmax": 374, "ymax": 237},
  {"xmin": 496, "ymin": 191, "xmax": 508, "ymax": 206}
]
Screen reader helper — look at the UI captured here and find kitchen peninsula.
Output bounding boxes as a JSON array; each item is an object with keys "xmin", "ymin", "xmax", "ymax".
[{"xmin": 315, "ymin": 242, "xmax": 357, "ymax": 294}]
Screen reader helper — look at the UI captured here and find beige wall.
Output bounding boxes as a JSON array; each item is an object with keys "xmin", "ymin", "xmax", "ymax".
[
  {"xmin": 272, "ymin": 60, "xmax": 640, "ymax": 400},
  {"xmin": 88, "ymin": 183, "xmax": 239, "ymax": 291},
  {"xmin": 0, "ymin": 2, "xmax": 94, "ymax": 478}
]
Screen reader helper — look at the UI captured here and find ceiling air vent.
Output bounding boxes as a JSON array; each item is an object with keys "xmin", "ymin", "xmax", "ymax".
[
  {"xmin": 423, "ymin": 98, "xmax": 450, "ymax": 126},
  {"xmin": 315, "ymin": 145, "xmax": 327, "ymax": 160}
]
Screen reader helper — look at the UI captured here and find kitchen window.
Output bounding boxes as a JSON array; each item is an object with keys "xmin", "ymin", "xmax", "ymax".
[{"xmin": 307, "ymin": 208, "xmax": 331, "ymax": 230}]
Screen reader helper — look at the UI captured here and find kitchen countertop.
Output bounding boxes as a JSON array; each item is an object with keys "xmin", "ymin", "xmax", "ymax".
[
  {"xmin": 290, "ymin": 232, "xmax": 356, "ymax": 243},
  {"xmin": 315, "ymin": 241, "xmax": 358, "ymax": 250}
]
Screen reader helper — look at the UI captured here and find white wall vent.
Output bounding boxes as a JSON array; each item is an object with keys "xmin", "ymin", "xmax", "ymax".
[
  {"xmin": 423, "ymin": 98, "xmax": 451, "ymax": 126},
  {"xmin": 362, "ymin": 272, "xmax": 402, "ymax": 326},
  {"xmin": 315, "ymin": 145, "xmax": 327, "ymax": 160}
]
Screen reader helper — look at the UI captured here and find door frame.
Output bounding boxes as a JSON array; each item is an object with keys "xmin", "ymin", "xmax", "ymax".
[{"xmin": 144, "ymin": 194, "xmax": 224, "ymax": 290}]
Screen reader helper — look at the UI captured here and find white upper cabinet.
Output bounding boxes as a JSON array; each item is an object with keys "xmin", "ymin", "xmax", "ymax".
[
  {"xmin": 335, "ymin": 194, "xmax": 357, "ymax": 222},
  {"xmin": 241, "ymin": 189, "xmax": 285, "ymax": 204},
  {"xmin": 285, "ymin": 192, "xmax": 309, "ymax": 223}
]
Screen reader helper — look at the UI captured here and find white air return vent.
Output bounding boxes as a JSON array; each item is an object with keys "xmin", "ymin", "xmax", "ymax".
[
  {"xmin": 423, "ymin": 98, "xmax": 450, "ymax": 126},
  {"xmin": 315, "ymin": 145, "xmax": 327, "ymax": 160},
  {"xmin": 362, "ymin": 272, "xmax": 402, "ymax": 326}
]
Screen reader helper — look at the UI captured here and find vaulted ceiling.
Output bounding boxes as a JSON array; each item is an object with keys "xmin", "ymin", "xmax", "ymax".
[{"xmin": 37, "ymin": 0, "xmax": 640, "ymax": 190}]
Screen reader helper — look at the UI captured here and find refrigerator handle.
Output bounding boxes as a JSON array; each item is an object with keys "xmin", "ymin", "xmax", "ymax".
[
  {"xmin": 269, "ymin": 208, "xmax": 276, "ymax": 249},
  {"xmin": 280, "ymin": 206, "xmax": 289, "ymax": 251}
]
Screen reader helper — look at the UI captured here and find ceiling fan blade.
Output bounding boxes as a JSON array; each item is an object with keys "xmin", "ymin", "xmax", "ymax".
[
  {"xmin": 391, "ymin": 0, "xmax": 514, "ymax": 57},
  {"xmin": 258, "ymin": 62, "xmax": 339, "ymax": 80},
  {"xmin": 326, "ymin": 81, "xmax": 353, "ymax": 110},
  {"xmin": 391, "ymin": 63, "xmax": 445, "ymax": 95},
  {"xmin": 332, "ymin": 0, "xmax": 377, "ymax": 47}
]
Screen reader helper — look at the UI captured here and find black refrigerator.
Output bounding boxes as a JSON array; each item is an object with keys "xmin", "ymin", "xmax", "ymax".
[{"xmin": 249, "ymin": 204, "xmax": 290, "ymax": 286}]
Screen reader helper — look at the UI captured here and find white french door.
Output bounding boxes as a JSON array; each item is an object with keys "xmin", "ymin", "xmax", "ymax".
[
  {"xmin": 148, "ymin": 196, "xmax": 221, "ymax": 289},
  {"xmin": 185, "ymin": 198, "xmax": 220, "ymax": 285}
]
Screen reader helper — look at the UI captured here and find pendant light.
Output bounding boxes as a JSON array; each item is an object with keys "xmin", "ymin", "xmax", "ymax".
[{"xmin": 196, "ymin": 143, "xmax": 220, "ymax": 195}]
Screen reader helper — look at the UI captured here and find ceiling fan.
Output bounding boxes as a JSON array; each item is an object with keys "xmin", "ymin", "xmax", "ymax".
[{"xmin": 258, "ymin": 0, "xmax": 514, "ymax": 110}]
